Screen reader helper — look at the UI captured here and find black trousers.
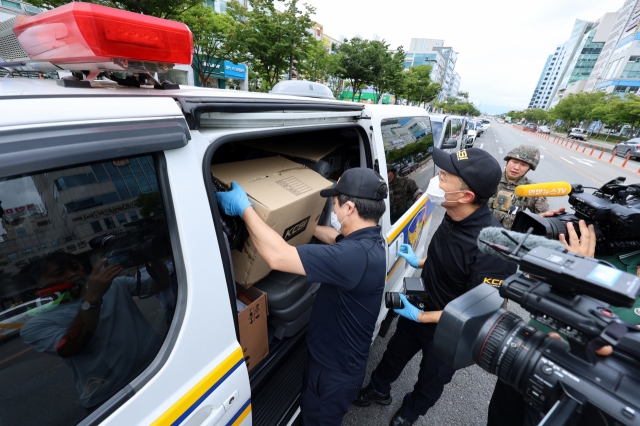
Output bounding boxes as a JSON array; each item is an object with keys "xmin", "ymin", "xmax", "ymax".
[
  {"xmin": 369, "ymin": 317, "xmax": 456, "ymax": 422},
  {"xmin": 300, "ymin": 353, "xmax": 364, "ymax": 426}
]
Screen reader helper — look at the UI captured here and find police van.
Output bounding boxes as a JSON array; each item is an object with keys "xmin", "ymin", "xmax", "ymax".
[{"xmin": 0, "ymin": 4, "xmax": 461, "ymax": 425}]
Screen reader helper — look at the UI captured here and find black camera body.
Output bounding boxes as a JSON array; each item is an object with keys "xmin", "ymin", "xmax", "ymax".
[
  {"xmin": 385, "ymin": 277, "xmax": 428, "ymax": 310},
  {"xmin": 435, "ymin": 240, "xmax": 640, "ymax": 425},
  {"xmin": 512, "ymin": 177, "xmax": 640, "ymax": 255}
]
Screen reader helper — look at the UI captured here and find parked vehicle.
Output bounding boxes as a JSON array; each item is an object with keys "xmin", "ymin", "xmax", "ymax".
[
  {"xmin": 612, "ymin": 139, "xmax": 640, "ymax": 160},
  {"xmin": 428, "ymin": 114, "xmax": 465, "ymax": 151},
  {"xmin": 538, "ymin": 125, "xmax": 551, "ymax": 134},
  {"xmin": 0, "ymin": 297, "xmax": 54, "ymax": 340},
  {"xmin": 0, "ymin": 5, "xmax": 466, "ymax": 423},
  {"xmin": 569, "ymin": 128, "xmax": 588, "ymax": 140},
  {"xmin": 524, "ymin": 123, "xmax": 538, "ymax": 131}
]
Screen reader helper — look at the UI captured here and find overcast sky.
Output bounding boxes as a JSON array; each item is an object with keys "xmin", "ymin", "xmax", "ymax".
[{"xmin": 310, "ymin": 0, "xmax": 622, "ymax": 114}]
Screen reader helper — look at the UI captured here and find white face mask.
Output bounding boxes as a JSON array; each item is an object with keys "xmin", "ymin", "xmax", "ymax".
[
  {"xmin": 426, "ymin": 175, "xmax": 465, "ymax": 205},
  {"xmin": 331, "ymin": 204, "xmax": 347, "ymax": 233}
]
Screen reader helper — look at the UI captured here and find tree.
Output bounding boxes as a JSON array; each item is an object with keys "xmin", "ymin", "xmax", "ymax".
[
  {"xmin": 523, "ymin": 108, "xmax": 548, "ymax": 123},
  {"xmin": 404, "ymin": 65, "xmax": 439, "ymax": 105},
  {"xmin": 369, "ymin": 43, "xmax": 404, "ymax": 104},
  {"xmin": 27, "ymin": 0, "xmax": 201, "ymax": 19},
  {"xmin": 228, "ymin": 0, "xmax": 316, "ymax": 91},
  {"xmin": 181, "ymin": 5, "xmax": 237, "ymax": 87},
  {"xmin": 336, "ymin": 38, "xmax": 375, "ymax": 102}
]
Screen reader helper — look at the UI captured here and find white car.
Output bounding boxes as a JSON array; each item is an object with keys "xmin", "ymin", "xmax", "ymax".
[
  {"xmin": 0, "ymin": 297, "xmax": 55, "ymax": 340},
  {"xmin": 538, "ymin": 126, "xmax": 551, "ymax": 134}
]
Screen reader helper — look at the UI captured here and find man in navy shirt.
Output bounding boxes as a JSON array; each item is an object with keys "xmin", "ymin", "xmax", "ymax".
[{"xmin": 217, "ymin": 167, "xmax": 388, "ymax": 426}]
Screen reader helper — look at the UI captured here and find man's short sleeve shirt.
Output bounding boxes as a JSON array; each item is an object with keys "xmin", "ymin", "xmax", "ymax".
[{"xmin": 297, "ymin": 226, "xmax": 386, "ymax": 374}]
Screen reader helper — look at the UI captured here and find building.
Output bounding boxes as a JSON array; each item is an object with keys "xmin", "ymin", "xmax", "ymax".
[
  {"xmin": 403, "ymin": 39, "xmax": 458, "ymax": 102},
  {"xmin": 585, "ymin": 0, "xmax": 640, "ymax": 95},
  {"xmin": 550, "ymin": 13, "xmax": 615, "ymax": 106},
  {"xmin": 0, "ymin": 0, "xmax": 41, "ymax": 21},
  {"xmin": 448, "ymin": 73, "xmax": 461, "ymax": 98},
  {"xmin": 528, "ymin": 46, "xmax": 566, "ymax": 109}
]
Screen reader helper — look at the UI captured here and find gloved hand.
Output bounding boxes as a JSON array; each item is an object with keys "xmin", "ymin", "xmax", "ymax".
[
  {"xmin": 393, "ymin": 294, "xmax": 421, "ymax": 322},
  {"xmin": 398, "ymin": 244, "xmax": 419, "ymax": 268},
  {"xmin": 216, "ymin": 181, "xmax": 253, "ymax": 217}
]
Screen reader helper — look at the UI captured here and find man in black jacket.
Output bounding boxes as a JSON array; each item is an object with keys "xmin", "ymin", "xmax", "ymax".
[{"xmin": 354, "ymin": 148, "xmax": 517, "ymax": 426}]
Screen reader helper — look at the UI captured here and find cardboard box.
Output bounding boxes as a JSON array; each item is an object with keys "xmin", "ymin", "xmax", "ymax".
[
  {"xmin": 212, "ymin": 156, "xmax": 332, "ymax": 286},
  {"xmin": 237, "ymin": 286, "xmax": 269, "ymax": 371}
]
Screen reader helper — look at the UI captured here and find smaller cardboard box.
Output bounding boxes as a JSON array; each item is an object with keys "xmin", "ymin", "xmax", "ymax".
[
  {"xmin": 237, "ymin": 286, "xmax": 269, "ymax": 372},
  {"xmin": 212, "ymin": 156, "xmax": 332, "ymax": 286}
]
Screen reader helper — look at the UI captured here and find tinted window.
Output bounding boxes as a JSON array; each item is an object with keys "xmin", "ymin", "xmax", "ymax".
[
  {"xmin": 0, "ymin": 155, "xmax": 178, "ymax": 425},
  {"xmin": 382, "ymin": 116, "xmax": 434, "ymax": 224}
]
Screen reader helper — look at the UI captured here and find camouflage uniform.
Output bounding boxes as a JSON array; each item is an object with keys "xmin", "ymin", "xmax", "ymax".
[
  {"xmin": 389, "ymin": 175, "xmax": 421, "ymax": 223},
  {"xmin": 487, "ymin": 145, "xmax": 549, "ymax": 230}
]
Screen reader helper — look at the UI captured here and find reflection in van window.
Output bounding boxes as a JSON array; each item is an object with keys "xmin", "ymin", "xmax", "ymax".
[
  {"xmin": 0, "ymin": 155, "xmax": 178, "ymax": 425},
  {"xmin": 382, "ymin": 116, "xmax": 434, "ymax": 224}
]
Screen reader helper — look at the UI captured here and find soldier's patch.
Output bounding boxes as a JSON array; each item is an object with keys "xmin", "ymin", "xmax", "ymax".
[{"xmin": 457, "ymin": 150, "xmax": 468, "ymax": 161}]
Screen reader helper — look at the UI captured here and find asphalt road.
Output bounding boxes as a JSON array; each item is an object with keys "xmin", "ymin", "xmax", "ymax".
[{"xmin": 342, "ymin": 121, "xmax": 638, "ymax": 426}]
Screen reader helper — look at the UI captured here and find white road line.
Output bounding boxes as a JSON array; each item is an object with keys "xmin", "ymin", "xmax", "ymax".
[
  {"xmin": 539, "ymin": 145, "xmax": 547, "ymax": 150},
  {"xmin": 527, "ymin": 139, "xmax": 532, "ymax": 141},
  {"xmin": 540, "ymin": 155, "xmax": 544, "ymax": 159},
  {"xmin": 480, "ymin": 143, "xmax": 484, "ymax": 149},
  {"xmin": 560, "ymin": 157, "xmax": 574, "ymax": 164},
  {"xmin": 498, "ymin": 148, "xmax": 503, "ymax": 154},
  {"xmin": 569, "ymin": 156, "xmax": 594, "ymax": 167},
  {"xmin": 495, "ymin": 139, "xmax": 498, "ymax": 142}
]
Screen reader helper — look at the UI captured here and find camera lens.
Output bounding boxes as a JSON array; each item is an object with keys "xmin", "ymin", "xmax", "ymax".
[
  {"xmin": 475, "ymin": 312, "xmax": 545, "ymax": 386},
  {"xmin": 384, "ymin": 292, "xmax": 404, "ymax": 310}
]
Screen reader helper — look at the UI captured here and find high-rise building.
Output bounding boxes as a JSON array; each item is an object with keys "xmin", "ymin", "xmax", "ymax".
[
  {"xmin": 0, "ymin": 0, "xmax": 41, "ymax": 21},
  {"xmin": 404, "ymin": 39, "xmax": 458, "ymax": 102},
  {"xmin": 528, "ymin": 45, "xmax": 566, "ymax": 109},
  {"xmin": 585, "ymin": 0, "xmax": 640, "ymax": 94},
  {"xmin": 448, "ymin": 73, "xmax": 461, "ymax": 98},
  {"xmin": 550, "ymin": 13, "xmax": 616, "ymax": 106}
]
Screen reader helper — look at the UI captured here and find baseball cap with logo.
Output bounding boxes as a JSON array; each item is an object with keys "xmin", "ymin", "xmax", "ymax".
[
  {"xmin": 432, "ymin": 148, "xmax": 501, "ymax": 199},
  {"xmin": 320, "ymin": 168, "xmax": 388, "ymax": 200}
]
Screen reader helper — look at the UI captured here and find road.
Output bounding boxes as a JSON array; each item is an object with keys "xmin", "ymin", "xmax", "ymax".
[{"xmin": 342, "ymin": 121, "xmax": 640, "ymax": 426}]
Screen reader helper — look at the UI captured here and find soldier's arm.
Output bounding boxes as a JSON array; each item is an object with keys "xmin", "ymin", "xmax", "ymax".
[
  {"xmin": 530, "ymin": 196, "xmax": 549, "ymax": 214},
  {"xmin": 408, "ymin": 179, "xmax": 422, "ymax": 200}
]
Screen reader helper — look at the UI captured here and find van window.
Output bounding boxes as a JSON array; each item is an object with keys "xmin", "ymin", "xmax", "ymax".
[
  {"xmin": 382, "ymin": 116, "xmax": 434, "ymax": 224},
  {"xmin": 0, "ymin": 155, "xmax": 178, "ymax": 425}
]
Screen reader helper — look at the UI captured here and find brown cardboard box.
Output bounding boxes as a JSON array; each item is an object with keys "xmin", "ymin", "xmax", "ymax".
[
  {"xmin": 211, "ymin": 156, "xmax": 332, "ymax": 286},
  {"xmin": 237, "ymin": 286, "xmax": 269, "ymax": 371}
]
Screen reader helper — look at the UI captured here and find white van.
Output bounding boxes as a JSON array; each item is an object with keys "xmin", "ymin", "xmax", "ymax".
[{"xmin": 0, "ymin": 5, "xmax": 459, "ymax": 425}]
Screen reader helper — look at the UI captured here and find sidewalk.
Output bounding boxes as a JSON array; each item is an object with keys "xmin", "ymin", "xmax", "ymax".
[{"xmin": 511, "ymin": 125, "xmax": 619, "ymax": 153}]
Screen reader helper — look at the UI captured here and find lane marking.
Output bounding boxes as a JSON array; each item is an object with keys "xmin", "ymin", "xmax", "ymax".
[
  {"xmin": 560, "ymin": 157, "xmax": 574, "ymax": 164},
  {"xmin": 498, "ymin": 148, "xmax": 503, "ymax": 154},
  {"xmin": 480, "ymin": 143, "xmax": 484, "ymax": 149},
  {"xmin": 569, "ymin": 156, "xmax": 594, "ymax": 167},
  {"xmin": 570, "ymin": 156, "xmax": 595, "ymax": 163},
  {"xmin": 539, "ymin": 146, "xmax": 547, "ymax": 150},
  {"xmin": 527, "ymin": 139, "xmax": 532, "ymax": 141},
  {"xmin": 540, "ymin": 155, "xmax": 544, "ymax": 159}
]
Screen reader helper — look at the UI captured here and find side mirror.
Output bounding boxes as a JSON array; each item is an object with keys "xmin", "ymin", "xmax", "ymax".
[{"xmin": 441, "ymin": 138, "xmax": 458, "ymax": 149}]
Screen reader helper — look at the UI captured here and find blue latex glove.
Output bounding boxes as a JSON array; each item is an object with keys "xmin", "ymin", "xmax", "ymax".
[
  {"xmin": 216, "ymin": 181, "xmax": 253, "ymax": 217},
  {"xmin": 393, "ymin": 294, "xmax": 421, "ymax": 322},
  {"xmin": 398, "ymin": 244, "xmax": 419, "ymax": 268}
]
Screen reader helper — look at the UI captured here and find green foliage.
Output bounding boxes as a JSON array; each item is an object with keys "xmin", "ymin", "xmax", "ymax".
[
  {"xmin": 181, "ymin": 4, "xmax": 238, "ymax": 87},
  {"xmin": 523, "ymin": 108, "xmax": 548, "ymax": 123},
  {"xmin": 369, "ymin": 43, "xmax": 405, "ymax": 103},
  {"xmin": 227, "ymin": 0, "xmax": 316, "ymax": 92},
  {"xmin": 548, "ymin": 92, "xmax": 607, "ymax": 126},
  {"xmin": 28, "ymin": 0, "xmax": 201, "ymax": 19},
  {"xmin": 137, "ymin": 192, "xmax": 163, "ymax": 218},
  {"xmin": 385, "ymin": 135, "xmax": 434, "ymax": 164},
  {"xmin": 403, "ymin": 65, "xmax": 440, "ymax": 105},
  {"xmin": 435, "ymin": 98, "xmax": 481, "ymax": 116},
  {"xmin": 335, "ymin": 38, "xmax": 375, "ymax": 102}
]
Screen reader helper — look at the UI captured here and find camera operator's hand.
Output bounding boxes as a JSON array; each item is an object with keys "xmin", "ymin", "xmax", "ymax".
[
  {"xmin": 393, "ymin": 294, "xmax": 421, "ymax": 322},
  {"xmin": 398, "ymin": 244, "xmax": 420, "ymax": 268},
  {"xmin": 547, "ymin": 332, "xmax": 613, "ymax": 356},
  {"xmin": 85, "ymin": 259, "xmax": 122, "ymax": 303},
  {"xmin": 216, "ymin": 181, "xmax": 253, "ymax": 217},
  {"xmin": 559, "ymin": 220, "xmax": 596, "ymax": 258},
  {"xmin": 540, "ymin": 207, "xmax": 565, "ymax": 218}
]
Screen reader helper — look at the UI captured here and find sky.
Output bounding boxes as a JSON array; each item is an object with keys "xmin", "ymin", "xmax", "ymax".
[{"xmin": 310, "ymin": 0, "xmax": 622, "ymax": 114}]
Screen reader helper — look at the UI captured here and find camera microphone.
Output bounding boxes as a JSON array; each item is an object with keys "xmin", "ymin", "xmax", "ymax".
[
  {"xmin": 477, "ymin": 227, "xmax": 565, "ymax": 260},
  {"xmin": 514, "ymin": 181, "xmax": 573, "ymax": 197}
]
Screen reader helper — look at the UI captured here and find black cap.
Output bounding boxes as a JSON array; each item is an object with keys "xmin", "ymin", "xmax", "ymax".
[
  {"xmin": 320, "ymin": 168, "xmax": 388, "ymax": 200},
  {"xmin": 432, "ymin": 148, "xmax": 501, "ymax": 199}
]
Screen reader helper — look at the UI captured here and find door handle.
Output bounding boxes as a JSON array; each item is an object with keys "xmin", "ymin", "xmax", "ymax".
[{"xmin": 202, "ymin": 405, "xmax": 225, "ymax": 426}]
